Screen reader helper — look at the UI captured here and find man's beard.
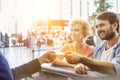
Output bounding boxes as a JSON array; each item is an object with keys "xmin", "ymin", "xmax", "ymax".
[{"xmin": 98, "ymin": 26, "xmax": 115, "ymax": 40}]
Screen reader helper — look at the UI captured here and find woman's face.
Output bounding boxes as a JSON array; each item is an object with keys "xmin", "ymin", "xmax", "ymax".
[{"xmin": 70, "ymin": 25, "xmax": 83, "ymax": 41}]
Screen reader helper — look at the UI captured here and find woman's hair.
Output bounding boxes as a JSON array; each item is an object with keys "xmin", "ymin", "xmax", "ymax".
[
  {"xmin": 96, "ymin": 11, "xmax": 119, "ymax": 33},
  {"xmin": 68, "ymin": 19, "xmax": 90, "ymax": 37}
]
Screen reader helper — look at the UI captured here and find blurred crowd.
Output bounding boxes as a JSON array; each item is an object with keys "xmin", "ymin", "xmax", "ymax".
[
  {"xmin": 0, "ymin": 30, "xmax": 72, "ymax": 48},
  {"xmin": 0, "ymin": 27, "xmax": 96, "ymax": 49}
]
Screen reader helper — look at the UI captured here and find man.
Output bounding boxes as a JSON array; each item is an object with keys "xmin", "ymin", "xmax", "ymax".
[
  {"xmin": 0, "ymin": 51, "xmax": 56, "ymax": 80},
  {"xmin": 65, "ymin": 11, "xmax": 120, "ymax": 75}
]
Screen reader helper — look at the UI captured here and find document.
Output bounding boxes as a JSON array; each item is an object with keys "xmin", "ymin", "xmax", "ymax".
[{"xmin": 41, "ymin": 63, "xmax": 108, "ymax": 77}]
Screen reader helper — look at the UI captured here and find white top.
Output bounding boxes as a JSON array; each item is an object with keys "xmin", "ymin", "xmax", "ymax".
[{"xmin": 100, "ymin": 45, "xmax": 115, "ymax": 62}]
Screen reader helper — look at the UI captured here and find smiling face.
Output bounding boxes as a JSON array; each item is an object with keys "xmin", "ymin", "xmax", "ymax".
[
  {"xmin": 70, "ymin": 25, "xmax": 83, "ymax": 42},
  {"xmin": 69, "ymin": 19, "xmax": 90, "ymax": 42},
  {"xmin": 96, "ymin": 20, "xmax": 116, "ymax": 40}
]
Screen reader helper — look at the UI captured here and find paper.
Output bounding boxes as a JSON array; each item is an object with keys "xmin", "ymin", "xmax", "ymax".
[{"xmin": 41, "ymin": 63, "xmax": 108, "ymax": 77}]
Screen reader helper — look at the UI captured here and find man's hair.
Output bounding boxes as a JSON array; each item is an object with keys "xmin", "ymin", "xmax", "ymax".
[{"xmin": 96, "ymin": 11, "xmax": 119, "ymax": 33}]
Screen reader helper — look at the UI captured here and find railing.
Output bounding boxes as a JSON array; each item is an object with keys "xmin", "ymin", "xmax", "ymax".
[{"xmin": 31, "ymin": 45, "xmax": 62, "ymax": 59}]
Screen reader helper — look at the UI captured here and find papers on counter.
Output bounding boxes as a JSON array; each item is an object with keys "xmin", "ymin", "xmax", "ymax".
[{"xmin": 41, "ymin": 63, "xmax": 108, "ymax": 77}]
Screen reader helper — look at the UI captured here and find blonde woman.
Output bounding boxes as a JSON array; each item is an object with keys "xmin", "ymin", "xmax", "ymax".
[
  {"xmin": 52, "ymin": 19, "xmax": 94, "ymax": 67},
  {"xmin": 37, "ymin": 19, "xmax": 95, "ymax": 80}
]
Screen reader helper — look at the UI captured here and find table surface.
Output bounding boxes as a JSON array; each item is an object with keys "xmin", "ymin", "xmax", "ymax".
[
  {"xmin": 41, "ymin": 63, "xmax": 109, "ymax": 77},
  {"xmin": 41, "ymin": 63, "xmax": 120, "ymax": 80}
]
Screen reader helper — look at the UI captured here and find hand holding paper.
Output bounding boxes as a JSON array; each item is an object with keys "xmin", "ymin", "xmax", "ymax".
[
  {"xmin": 52, "ymin": 58, "xmax": 75, "ymax": 67},
  {"xmin": 65, "ymin": 51, "xmax": 82, "ymax": 64},
  {"xmin": 38, "ymin": 51, "xmax": 57, "ymax": 64}
]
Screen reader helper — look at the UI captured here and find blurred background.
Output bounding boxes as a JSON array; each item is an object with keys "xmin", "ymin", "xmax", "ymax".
[
  {"xmin": 0, "ymin": 0, "xmax": 120, "ymax": 79},
  {"xmin": 0, "ymin": 0, "xmax": 120, "ymax": 36}
]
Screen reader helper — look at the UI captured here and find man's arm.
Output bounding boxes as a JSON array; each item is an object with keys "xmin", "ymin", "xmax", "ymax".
[
  {"xmin": 80, "ymin": 57, "xmax": 116, "ymax": 74},
  {"xmin": 11, "ymin": 59, "xmax": 41, "ymax": 80},
  {"xmin": 65, "ymin": 52, "xmax": 116, "ymax": 74},
  {"xmin": 12, "ymin": 51, "xmax": 57, "ymax": 80}
]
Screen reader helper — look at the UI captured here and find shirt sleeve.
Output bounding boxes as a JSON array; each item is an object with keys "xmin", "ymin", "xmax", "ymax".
[
  {"xmin": 83, "ymin": 44, "xmax": 94, "ymax": 57},
  {"xmin": 0, "ymin": 52, "xmax": 13, "ymax": 80},
  {"xmin": 111, "ymin": 54, "xmax": 120, "ymax": 75},
  {"xmin": 12, "ymin": 59, "xmax": 41, "ymax": 80}
]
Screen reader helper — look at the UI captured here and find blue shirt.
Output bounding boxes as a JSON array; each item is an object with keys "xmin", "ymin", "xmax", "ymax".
[
  {"xmin": 0, "ymin": 51, "xmax": 13, "ymax": 80},
  {"xmin": 92, "ymin": 36, "xmax": 120, "ymax": 75}
]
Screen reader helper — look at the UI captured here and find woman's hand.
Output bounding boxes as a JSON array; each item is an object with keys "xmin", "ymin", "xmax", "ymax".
[{"xmin": 38, "ymin": 51, "xmax": 57, "ymax": 64}]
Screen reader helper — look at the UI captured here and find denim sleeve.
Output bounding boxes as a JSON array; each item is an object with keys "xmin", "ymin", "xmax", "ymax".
[
  {"xmin": 0, "ymin": 51, "xmax": 13, "ymax": 80},
  {"xmin": 111, "ymin": 53, "xmax": 120, "ymax": 75}
]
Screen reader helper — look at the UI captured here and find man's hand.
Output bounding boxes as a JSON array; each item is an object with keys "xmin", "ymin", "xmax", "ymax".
[
  {"xmin": 38, "ymin": 51, "xmax": 57, "ymax": 64},
  {"xmin": 74, "ymin": 63, "xmax": 90, "ymax": 74},
  {"xmin": 51, "ymin": 58, "xmax": 75, "ymax": 67},
  {"xmin": 65, "ymin": 51, "xmax": 81, "ymax": 64}
]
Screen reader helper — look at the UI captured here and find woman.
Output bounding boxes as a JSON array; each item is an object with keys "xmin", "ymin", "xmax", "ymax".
[
  {"xmin": 52, "ymin": 19, "xmax": 94, "ymax": 68},
  {"xmin": 37, "ymin": 19, "xmax": 95, "ymax": 80}
]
